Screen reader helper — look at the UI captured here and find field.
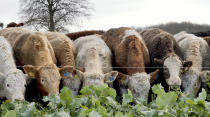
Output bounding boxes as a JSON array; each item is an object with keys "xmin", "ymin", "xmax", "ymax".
[{"xmin": 0, "ymin": 83, "xmax": 210, "ymax": 117}]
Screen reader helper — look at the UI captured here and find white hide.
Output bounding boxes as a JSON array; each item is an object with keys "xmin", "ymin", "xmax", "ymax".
[
  {"xmin": 74, "ymin": 35, "xmax": 116, "ymax": 87},
  {"xmin": 163, "ymin": 55, "xmax": 182, "ymax": 85},
  {"xmin": 0, "ymin": 36, "xmax": 26, "ymax": 101}
]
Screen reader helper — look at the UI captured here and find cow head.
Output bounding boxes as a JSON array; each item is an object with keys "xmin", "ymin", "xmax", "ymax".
[
  {"xmin": 0, "ymin": 70, "xmax": 27, "ymax": 101},
  {"xmin": 116, "ymin": 70, "xmax": 159, "ymax": 101},
  {"xmin": 60, "ymin": 67, "xmax": 82, "ymax": 95},
  {"xmin": 75, "ymin": 70, "xmax": 118, "ymax": 87},
  {"xmin": 23, "ymin": 64, "xmax": 74, "ymax": 96},
  {"xmin": 61, "ymin": 77, "xmax": 81, "ymax": 96},
  {"xmin": 154, "ymin": 54, "xmax": 192, "ymax": 87},
  {"xmin": 182, "ymin": 70, "xmax": 210, "ymax": 96}
]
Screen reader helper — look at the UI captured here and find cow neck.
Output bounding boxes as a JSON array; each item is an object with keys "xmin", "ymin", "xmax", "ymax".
[
  {"xmin": 60, "ymin": 40, "xmax": 75, "ymax": 67},
  {"xmin": 84, "ymin": 48, "xmax": 103, "ymax": 73},
  {"xmin": 185, "ymin": 41, "xmax": 202, "ymax": 72},
  {"xmin": 127, "ymin": 37, "xmax": 145, "ymax": 75},
  {"xmin": 0, "ymin": 50, "xmax": 16, "ymax": 74},
  {"xmin": 34, "ymin": 50, "xmax": 54, "ymax": 66}
]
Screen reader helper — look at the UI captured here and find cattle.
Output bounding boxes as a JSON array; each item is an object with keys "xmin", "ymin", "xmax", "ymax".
[
  {"xmin": 0, "ymin": 22, "xmax": 3, "ymax": 29},
  {"xmin": 66, "ymin": 30, "xmax": 105, "ymax": 41},
  {"xmin": 102, "ymin": 27, "xmax": 159, "ymax": 101},
  {"xmin": 140, "ymin": 28, "xmax": 192, "ymax": 90},
  {"xmin": 174, "ymin": 31, "xmax": 210, "ymax": 96},
  {"xmin": 74, "ymin": 34, "xmax": 118, "ymax": 88},
  {"xmin": 6, "ymin": 22, "xmax": 24, "ymax": 28},
  {"xmin": 0, "ymin": 27, "xmax": 73, "ymax": 96},
  {"xmin": 45, "ymin": 32, "xmax": 80, "ymax": 95},
  {"xmin": 0, "ymin": 36, "xmax": 27, "ymax": 101}
]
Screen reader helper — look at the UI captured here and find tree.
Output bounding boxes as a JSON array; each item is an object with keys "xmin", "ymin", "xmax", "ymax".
[{"xmin": 19, "ymin": 0, "xmax": 92, "ymax": 32}]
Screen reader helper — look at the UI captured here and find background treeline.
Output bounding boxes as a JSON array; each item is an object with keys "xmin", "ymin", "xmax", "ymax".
[{"xmin": 135, "ymin": 22, "xmax": 210, "ymax": 34}]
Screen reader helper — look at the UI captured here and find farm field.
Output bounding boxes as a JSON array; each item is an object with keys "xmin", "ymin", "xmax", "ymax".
[{"xmin": 0, "ymin": 83, "xmax": 210, "ymax": 117}]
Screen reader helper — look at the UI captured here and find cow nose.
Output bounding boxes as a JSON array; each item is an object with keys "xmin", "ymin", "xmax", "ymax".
[
  {"xmin": 12, "ymin": 96, "xmax": 25, "ymax": 101},
  {"xmin": 167, "ymin": 77, "xmax": 181, "ymax": 86}
]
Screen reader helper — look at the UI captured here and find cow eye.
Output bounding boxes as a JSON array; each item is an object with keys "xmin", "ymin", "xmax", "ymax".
[{"xmin": 7, "ymin": 84, "xmax": 10, "ymax": 87}]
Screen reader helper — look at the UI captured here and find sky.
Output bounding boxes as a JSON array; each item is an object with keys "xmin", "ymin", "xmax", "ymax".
[{"xmin": 0, "ymin": 0, "xmax": 210, "ymax": 31}]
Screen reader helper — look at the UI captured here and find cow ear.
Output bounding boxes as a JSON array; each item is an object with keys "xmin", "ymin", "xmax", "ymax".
[
  {"xmin": 104, "ymin": 71, "xmax": 118, "ymax": 83},
  {"xmin": 183, "ymin": 61, "xmax": 193, "ymax": 72},
  {"xmin": 23, "ymin": 65, "xmax": 38, "ymax": 79},
  {"xmin": 59, "ymin": 66, "xmax": 74, "ymax": 79},
  {"xmin": 116, "ymin": 72, "xmax": 129, "ymax": 86},
  {"xmin": 75, "ymin": 69, "xmax": 84, "ymax": 80},
  {"xmin": 199, "ymin": 71, "xmax": 210, "ymax": 82},
  {"xmin": 154, "ymin": 58, "xmax": 163, "ymax": 66},
  {"xmin": 150, "ymin": 69, "xmax": 160, "ymax": 83}
]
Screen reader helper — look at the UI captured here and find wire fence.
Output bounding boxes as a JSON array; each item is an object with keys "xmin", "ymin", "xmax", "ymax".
[{"xmin": 9, "ymin": 66, "xmax": 210, "ymax": 69}]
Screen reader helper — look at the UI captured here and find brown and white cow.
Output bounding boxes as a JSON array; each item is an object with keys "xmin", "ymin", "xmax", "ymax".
[
  {"xmin": 174, "ymin": 31, "xmax": 210, "ymax": 96},
  {"xmin": 74, "ymin": 34, "xmax": 118, "ymax": 88},
  {"xmin": 0, "ymin": 27, "xmax": 73, "ymax": 96},
  {"xmin": 45, "ymin": 32, "xmax": 80, "ymax": 95},
  {"xmin": 102, "ymin": 27, "xmax": 159, "ymax": 101},
  {"xmin": 140, "ymin": 28, "xmax": 192, "ymax": 89}
]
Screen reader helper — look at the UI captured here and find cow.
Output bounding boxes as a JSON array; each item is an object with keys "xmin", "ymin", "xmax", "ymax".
[
  {"xmin": 66, "ymin": 30, "xmax": 105, "ymax": 41},
  {"xmin": 45, "ymin": 32, "xmax": 80, "ymax": 95},
  {"xmin": 74, "ymin": 34, "xmax": 118, "ymax": 88},
  {"xmin": 174, "ymin": 31, "xmax": 210, "ymax": 96},
  {"xmin": 0, "ymin": 22, "xmax": 3, "ymax": 29},
  {"xmin": 102, "ymin": 27, "xmax": 159, "ymax": 101},
  {"xmin": 0, "ymin": 27, "xmax": 73, "ymax": 96},
  {"xmin": 0, "ymin": 36, "xmax": 27, "ymax": 101},
  {"xmin": 6, "ymin": 22, "xmax": 24, "ymax": 28},
  {"xmin": 140, "ymin": 28, "xmax": 192, "ymax": 90}
]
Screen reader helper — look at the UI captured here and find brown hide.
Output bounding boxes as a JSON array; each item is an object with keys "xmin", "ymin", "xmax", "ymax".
[
  {"xmin": 140, "ymin": 28, "xmax": 182, "ymax": 62},
  {"xmin": 13, "ymin": 32, "xmax": 55, "ymax": 66},
  {"xmin": 203, "ymin": 36, "xmax": 210, "ymax": 47},
  {"xmin": 13, "ymin": 32, "xmax": 61, "ymax": 96},
  {"xmin": 45, "ymin": 32, "xmax": 75, "ymax": 67},
  {"xmin": 0, "ymin": 28, "xmax": 57, "ymax": 64},
  {"xmin": 6, "ymin": 22, "xmax": 17, "ymax": 28},
  {"xmin": 66, "ymin": 30, "xmax": 105, "ymax": 41},
  {"xmin": 6, "ymin": 22, "xmax": 24, "ymax": 28},
  {"xmin": 102, "ymin": 27, "xmax": 149, "ymax": 75}
]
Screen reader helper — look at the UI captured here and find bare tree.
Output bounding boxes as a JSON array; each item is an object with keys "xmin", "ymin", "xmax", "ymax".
[{"xmin": 19, "ymin": 0, "xmax": 92, "ymax": 32}]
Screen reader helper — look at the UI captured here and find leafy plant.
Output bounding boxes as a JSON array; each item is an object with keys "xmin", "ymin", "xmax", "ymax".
[{"xmin": 0, "ymin": 84, "xmax": 209, "ymax": 117}]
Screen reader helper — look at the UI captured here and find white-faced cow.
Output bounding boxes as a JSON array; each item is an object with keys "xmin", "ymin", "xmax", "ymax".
[
  {"xmin": 174, "ymin": 31, "xmax": 210, "ymax": 96},
  {"xmin": 102, "ymin": 27, "xmax": 159, "ymax": 102},
  {"xmin": 74, "ymin": 34, "xmax": 118, "ymax": 88},
  {"xmin": 140, "ymin": 28, "xmax": 192, "ymax": 90},
  {"xmin": 0, "ymin": 36, "xmax": 27, "ymax": 101}
]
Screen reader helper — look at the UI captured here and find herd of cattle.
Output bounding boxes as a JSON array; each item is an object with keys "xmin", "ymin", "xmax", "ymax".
[{"xmin": 0, "ymin": 23, "xmax": 210, "ymax": 102}]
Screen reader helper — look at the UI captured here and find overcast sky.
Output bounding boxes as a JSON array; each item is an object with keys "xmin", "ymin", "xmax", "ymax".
[{"xmin": 0, "ymin": 0, "xmax": 210, "ymax": 31}]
